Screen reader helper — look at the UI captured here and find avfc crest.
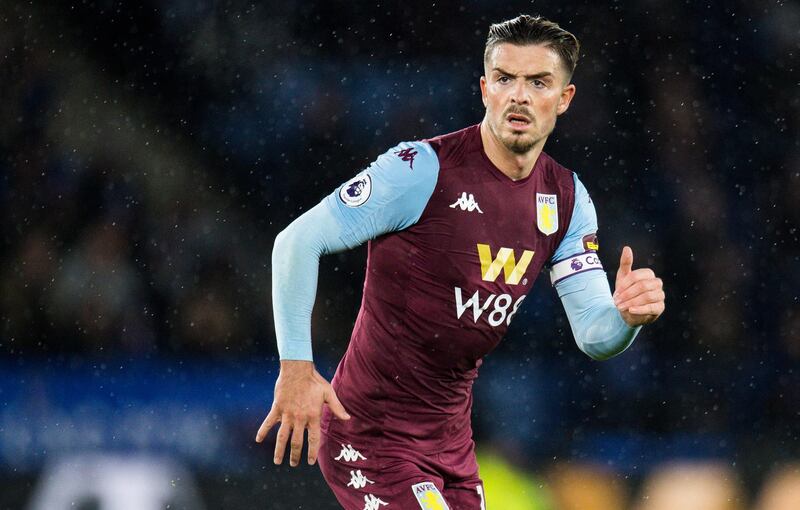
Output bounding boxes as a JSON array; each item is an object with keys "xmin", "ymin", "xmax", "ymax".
[
  {"xmin": 339, "ymin": 173, "xmax": 372, "ymax": 207},
  {"xmin": 536, "ymin": 193, "xmax": 558, "ymax": 235},
  {"xmin": 412, "ymin": 482, "xmax": 450, "ymax": 510}
]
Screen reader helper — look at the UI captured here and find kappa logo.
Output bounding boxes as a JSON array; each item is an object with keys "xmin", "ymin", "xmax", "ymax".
[
  {"xmin": 476, "ymin": 244, "xmax": 534, "ymax": 285},
  {"xmin": 449, "ymin": 192, "xmax": 484, "ymax": 213},
  {"xmin": 363, "ymin": 494, "xmax": 389, "ymax": 510},
  {"xmin": 412, "ymin": 482, "xmax": 450, "ymax": 510},
  {"xmin": 335, "ymin": 444, "xmax": 367, "ymax": 462},
  {"xmin": 395, "ymin": 147, "xmax": 417, "ymax": 169},
  {"xmin": 348, "ymin": 470, "xmax": 375, "ymax": 489}
]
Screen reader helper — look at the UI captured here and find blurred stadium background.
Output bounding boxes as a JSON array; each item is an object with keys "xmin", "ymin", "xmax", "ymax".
[{"xmin": 1, "ymin": 0, "xmax": 798, "ymax": 508}]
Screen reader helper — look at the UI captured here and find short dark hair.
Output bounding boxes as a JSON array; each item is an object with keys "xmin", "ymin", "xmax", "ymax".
[{"xmin": 484, "ymin": 15, "xmax": 580, "ymax": 79}]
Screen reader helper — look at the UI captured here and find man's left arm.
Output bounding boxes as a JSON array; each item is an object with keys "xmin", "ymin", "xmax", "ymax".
[{"xmin": 550, "ymin": 174, "xmax": 665, "ymax": 360}]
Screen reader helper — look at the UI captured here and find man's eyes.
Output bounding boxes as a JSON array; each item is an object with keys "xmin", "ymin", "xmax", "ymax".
[{"xmin": 496, "ymin": 76, "xmax": 547, "ymax": 88}]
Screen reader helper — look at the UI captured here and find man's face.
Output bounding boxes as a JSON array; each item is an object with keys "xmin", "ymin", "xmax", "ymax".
[{"xmin": 480, "ymin": 43, "xmax": 576, "ymax": 154}]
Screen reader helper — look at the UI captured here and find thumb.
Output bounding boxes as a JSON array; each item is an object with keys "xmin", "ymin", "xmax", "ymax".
[
  {"xmin": 617, "ymin": 246, "xmax": 633, "ymax": 282},
  {"xmin": 324, "ymin": 387, "xmax": 351, "ymax": 421}
]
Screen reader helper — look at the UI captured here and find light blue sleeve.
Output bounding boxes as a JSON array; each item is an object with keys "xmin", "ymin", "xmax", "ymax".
[
  {"xmin": 550, "ymin": 173, "xmax": 597, "ymax": 263},
  {"xmin": 272, "ymin": 141, "xmax": 440, "ymax": 360},
  {"xmin": 550, "ymin": 173, "xmax": 640, "ymax": 360},
  {"xmin": 555, "ymin": 271, "xmax": 641, "ymax": 360}
]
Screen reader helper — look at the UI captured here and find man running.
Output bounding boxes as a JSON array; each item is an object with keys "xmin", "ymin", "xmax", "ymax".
[{"xmin": 257, "ymin": 14, "xmax": 665, "ymax": 509}]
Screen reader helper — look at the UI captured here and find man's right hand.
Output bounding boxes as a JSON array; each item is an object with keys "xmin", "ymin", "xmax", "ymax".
[{"xmin": 255, "ymin": 360, "xmax": 350, "ymax": 466}]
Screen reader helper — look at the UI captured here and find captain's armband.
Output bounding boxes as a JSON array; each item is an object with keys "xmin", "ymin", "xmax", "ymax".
[{"xmin": 550, "ymin": 251, "xmax": 604, "ymax": 285}]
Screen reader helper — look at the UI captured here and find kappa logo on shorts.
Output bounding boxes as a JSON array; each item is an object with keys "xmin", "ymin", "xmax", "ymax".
[
  {"xmin": 363, "ymin": 494, "xmax": 389, "ymax": 510},
  {"xmin": 348, "ymin": 470, "xmax": 375, "ymax": 489},
  {"xmin": 412, "ymin": 482, "xmax": 450, "ymax": 510},
  {"xmin": 335, "ymin": 444, "xmax": 367, "ymax": 462}
]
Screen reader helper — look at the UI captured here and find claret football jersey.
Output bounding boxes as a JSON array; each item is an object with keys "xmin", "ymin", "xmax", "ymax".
[{"xmin": 319, "ymin": 123, "xmax": 598, "ymax": 452}]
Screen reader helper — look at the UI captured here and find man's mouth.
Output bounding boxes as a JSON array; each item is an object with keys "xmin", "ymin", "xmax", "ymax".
[{"xmin": 506, "ymin": 113, "xmax": 531, "ymax": 128}]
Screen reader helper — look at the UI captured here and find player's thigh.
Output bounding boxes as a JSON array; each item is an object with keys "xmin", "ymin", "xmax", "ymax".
[
  {"xmin": 318, "ymin": 432, "xmax": 452, "ymax": 509},
  {"xmin": 443, "ymin": 479, "xmax": 487, "ymax": 510}
]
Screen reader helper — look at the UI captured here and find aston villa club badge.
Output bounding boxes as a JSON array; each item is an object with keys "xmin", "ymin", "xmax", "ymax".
[
  {"xmin": 412, "ymin": 482, "xmax": 450, "ymax": 510},
  {"xmin": 536, "ymin": 193, "xmax": 558, "ymax": 235}
]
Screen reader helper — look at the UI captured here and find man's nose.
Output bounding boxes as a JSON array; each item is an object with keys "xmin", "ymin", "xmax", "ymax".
[{"xmin": 510, "ymin": 81, "xmax": 531, "ymax": 105}]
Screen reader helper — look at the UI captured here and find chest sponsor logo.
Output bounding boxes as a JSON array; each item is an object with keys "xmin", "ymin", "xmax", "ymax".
[
  {"xmin": 412, "ymin": 482, "xmax": 450, "ymax": 510},
  {"xmin": 339, "ymin": 174, "xmax": 372, "ymax": 207},
  {"xmin": 452, "ymin": 244, "xmax": 532, "ymax": 327},
  {"xmin": 449, "ymin": 192, "xmax": 483, "ymax": 213},
  {"xmin": 536, "ymin": 193, "xmax": 558, "ymax": 235},
  {"xmin": 454, "ymin": 287, "xmax": 525, "ymax": 327},
  {"xmin": 477, "ymin": 244, "xmax": 534, "ymax": 285}
]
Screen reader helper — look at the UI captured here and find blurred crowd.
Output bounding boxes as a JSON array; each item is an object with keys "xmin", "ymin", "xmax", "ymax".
[
  {"xmin": 0, "ymin": 0, "xmax": 798, "ymax": 505},
  {"xmin": 477, "ymin": 456, "xmax": 800, "ymax": 510},
  {"xmin": 20, "ymin": 453, "xmax": 800, "ymax": 509}
]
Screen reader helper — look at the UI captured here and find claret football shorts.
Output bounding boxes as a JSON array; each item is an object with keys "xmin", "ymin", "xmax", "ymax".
[{"xmin": 318, "ymin": 430, "xmax": 487, "ymax": 509}]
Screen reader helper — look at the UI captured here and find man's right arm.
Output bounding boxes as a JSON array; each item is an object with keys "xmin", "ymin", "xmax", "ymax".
[
  {"xmin": 271, "ymin": 140, "xmax": 440, "ymax": 361},
  {"xmin": 257, "ymin": 141, "xmax": 439, "ymax": 466},
  {"xmin": 270, "ymin": 199, "xmax": 355, "ymax": 361}
]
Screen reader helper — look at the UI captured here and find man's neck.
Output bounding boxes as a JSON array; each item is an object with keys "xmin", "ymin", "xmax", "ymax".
[{"xmin": 479, "ymin": 120, "xmax": 545, "ymax": 181}]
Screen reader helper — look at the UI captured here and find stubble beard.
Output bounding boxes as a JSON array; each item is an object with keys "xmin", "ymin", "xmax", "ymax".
[
  {"xmin": 503, "ymin": 132, "xmax": 538, "ymax": 154},
  {"xmin": 489, "ymin": 114, "xmax": 539, "ymax": 155}
]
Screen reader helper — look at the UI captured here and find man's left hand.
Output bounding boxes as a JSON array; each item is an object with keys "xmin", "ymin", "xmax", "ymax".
[{"xmin": 612, "ymin": 246, "xmax": 665, "ymax": 326}]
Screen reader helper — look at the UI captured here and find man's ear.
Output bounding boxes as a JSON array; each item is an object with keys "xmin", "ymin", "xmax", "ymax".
[
  {"xmin": 479, "ymin": 76, "xmax": 488, "ymax": 108},
  {"xmin": 557, "ymin": 83, "xmax": 576, "ymax": 115}
]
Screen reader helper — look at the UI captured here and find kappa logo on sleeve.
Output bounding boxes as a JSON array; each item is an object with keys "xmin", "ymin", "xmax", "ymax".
[
  {"xmin": 412, "ymin": 482, "xmax": 450, "ymax": 510},
  {"xmin": 394, "ymin": 147, "xmax": 418, "ymax": 169},
  {"xmin": 339, "ymin": 174, "xmax": 372, "ymax": 207}
]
